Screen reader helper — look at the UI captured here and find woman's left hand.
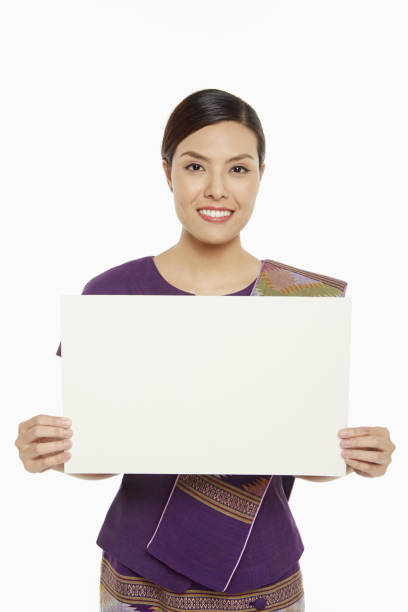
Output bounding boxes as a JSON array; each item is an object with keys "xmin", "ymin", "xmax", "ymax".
[{"xmin": 338, "ymin": 426, "xmax": 396, "ymax": 477}]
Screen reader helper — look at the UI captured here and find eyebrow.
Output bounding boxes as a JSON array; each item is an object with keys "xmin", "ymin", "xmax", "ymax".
[{"xmin": 179, "ymin": 150, "xmax": 255, "ymax": 163}]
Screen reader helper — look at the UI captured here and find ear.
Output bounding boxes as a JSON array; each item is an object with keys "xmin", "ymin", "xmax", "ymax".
[{"xmin": 162, "ymin": 159, "xmax": 173, "ymax": 191}]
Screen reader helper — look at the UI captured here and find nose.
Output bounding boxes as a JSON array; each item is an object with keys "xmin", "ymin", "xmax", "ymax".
[{"xmin": 204, "ymin": 174, "xmax": 228, "ymax": 201}]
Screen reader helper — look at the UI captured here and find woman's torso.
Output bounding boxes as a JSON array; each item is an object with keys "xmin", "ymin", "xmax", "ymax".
[{"xmin": 59, "ymin": 255, "xmax": 304, "ymax": 593}]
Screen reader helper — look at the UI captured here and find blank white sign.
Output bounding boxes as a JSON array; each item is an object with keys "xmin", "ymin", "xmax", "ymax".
[{"xmin": 59, "ymin": 295, "xmax": 352, "ymax": 476}]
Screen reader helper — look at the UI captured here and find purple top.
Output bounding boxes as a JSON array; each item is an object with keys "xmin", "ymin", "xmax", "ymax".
[{"xmin": 56, "ymin": 256, "xmax": 304, "ymax": 592}]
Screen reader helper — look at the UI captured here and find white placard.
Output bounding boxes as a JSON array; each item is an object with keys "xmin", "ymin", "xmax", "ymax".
[{"xmin": 59, "ymin": 295, "xmax": 352, "ymax": 475}]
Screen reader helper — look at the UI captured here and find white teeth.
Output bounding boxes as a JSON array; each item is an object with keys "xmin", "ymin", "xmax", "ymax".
[{"xmin": 198, "ymin": 209, "xmax": 232, "ymax": 217}]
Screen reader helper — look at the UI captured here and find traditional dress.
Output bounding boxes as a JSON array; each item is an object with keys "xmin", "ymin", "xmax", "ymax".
[{"xmin": 56, "ymin": 255, "xmax": 347, "ymax": 611}]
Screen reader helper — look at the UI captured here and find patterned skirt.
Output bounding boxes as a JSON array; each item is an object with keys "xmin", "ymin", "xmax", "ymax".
[{"xmin": 100, "ymin": 551, "xmax": 305, "ymax": 612}]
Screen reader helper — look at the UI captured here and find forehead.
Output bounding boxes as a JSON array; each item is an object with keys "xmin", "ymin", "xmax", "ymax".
[{"xmin": 175, "ymin": 121, "xmax": 258, "ymax": 159}]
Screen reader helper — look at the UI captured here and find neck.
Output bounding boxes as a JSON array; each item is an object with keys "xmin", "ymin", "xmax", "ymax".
[
  {"xmin": 153, "ymin": 232, "xmax": 262, "ymax": 295},
  {"xmin": 161, "ymin": 233, "xmax": 260, "ymax": 288}
]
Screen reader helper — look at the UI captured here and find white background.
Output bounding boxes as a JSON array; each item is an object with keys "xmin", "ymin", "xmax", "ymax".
[{"xmin": 2, "ymin": 1, "xmax": 407, "ymax": 610}]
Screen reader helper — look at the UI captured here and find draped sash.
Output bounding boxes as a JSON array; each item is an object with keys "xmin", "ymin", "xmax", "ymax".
[{"xmin": 146, "ymin": 259, "xmax": 347, "ymax": 591}]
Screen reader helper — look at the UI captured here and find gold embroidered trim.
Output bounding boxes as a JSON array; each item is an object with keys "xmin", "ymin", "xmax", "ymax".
[
  {"xmin": 101, "ymin": 556, "xmax": 304, "ymax": 611},
  {"xmin": 176, "ymin": 475, "xmax": 270, "ymax": 524}
]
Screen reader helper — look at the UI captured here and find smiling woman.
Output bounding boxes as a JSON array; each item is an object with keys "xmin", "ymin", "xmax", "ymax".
[{"xmin": 15, "ymin": 87, "xmax": 395, "ymax": 612}]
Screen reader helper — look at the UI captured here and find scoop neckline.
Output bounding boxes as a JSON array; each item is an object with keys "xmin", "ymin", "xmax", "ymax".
[{"xmin": 150, "ymin": 255, "xmax": 265, "ymax": 296}]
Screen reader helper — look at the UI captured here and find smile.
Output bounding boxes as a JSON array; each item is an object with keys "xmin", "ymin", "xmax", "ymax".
[{"xmin": 197, "ymin": 209, "xmax": 235, "ymax": 223}]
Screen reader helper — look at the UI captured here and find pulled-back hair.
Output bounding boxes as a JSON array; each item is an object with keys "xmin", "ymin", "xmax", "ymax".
[{"xmin": 161, "ymin": 89, "xmax": 265, "ymax": 172}]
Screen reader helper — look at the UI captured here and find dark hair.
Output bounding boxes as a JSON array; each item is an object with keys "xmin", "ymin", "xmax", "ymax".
[{"xmin": 161, "ymin": 89, "xmax": 265, "ymax": 172}]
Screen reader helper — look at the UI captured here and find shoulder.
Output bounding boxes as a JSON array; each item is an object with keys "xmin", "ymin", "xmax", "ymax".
[
  {"xmin": 81, "ymin": 256, "xmax": 152, "ymax": 294},
  {"xmin": 262, "ymin": 258, "xmax": 348, "ymax": 296}
]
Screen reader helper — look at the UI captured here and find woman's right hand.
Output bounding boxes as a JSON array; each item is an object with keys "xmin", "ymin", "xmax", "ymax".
[{"xmin": 15, "ymin": 414, "xmax": 73, "ymax": 473}]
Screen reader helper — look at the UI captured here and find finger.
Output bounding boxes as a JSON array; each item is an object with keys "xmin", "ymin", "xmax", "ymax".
[
  {"xmin": 24, "ymin": 424, "xmax": 73, "ymax": 445},
  {"xmin": 26, "ymin": 450, "xmax": 71, "ymax": 474},
  {"xmin": 21, "ymin": 415, "xmax": 72, "ymax": 437},
  {"xmin": 341, "ymin": 449, "xmax": 387, "ymax": 464},
  {"xmin": 338, "ymin": 426, "xmax": 377, "ymax": 438},
  {"xmin": 340, "ymin": 435, "xmax": 385, "ymax": 450},
  {"xmin": 26, "ymin": 438, "xmax": 72, "ymax": 460},
  {"xmin": 344, "ymin": 457, "xmax": 385, "ymax": 477}
]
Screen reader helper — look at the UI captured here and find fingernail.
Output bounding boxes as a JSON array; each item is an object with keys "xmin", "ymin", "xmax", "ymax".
[
  {"xmin": 61, "ymin": 418, "xmax": 71, "ymax": 425},
  {"xmin": 339, "ymin": 430, "xmax": 350, "ymax": 437}
]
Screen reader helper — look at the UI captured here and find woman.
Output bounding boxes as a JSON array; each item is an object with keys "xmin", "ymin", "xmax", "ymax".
[{"xmin": 15, "ymin": 89, "xmax": 395, "ymax": 611}]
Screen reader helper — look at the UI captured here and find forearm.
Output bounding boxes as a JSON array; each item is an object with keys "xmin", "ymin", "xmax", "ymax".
[{"xmin": 51, "ymin": 464, "xmax": 119, "ymax": 479}]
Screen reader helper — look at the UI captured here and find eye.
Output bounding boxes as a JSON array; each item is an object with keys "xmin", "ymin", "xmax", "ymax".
[
  {"xmin": 232, "ymin": 166, "xmax": 249, "ymax": 174},
  {"xmin": 185, "ymin": 163, "xmax": 203, "ymax": 172}
]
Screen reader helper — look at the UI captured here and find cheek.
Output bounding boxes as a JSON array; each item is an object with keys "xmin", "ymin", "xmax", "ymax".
[
  {"xmin": 174, "ymin": 179, "xmax": 200, "ymax": 202},
  {"xmin": 235, "ymin": 187, "xmax": 257, "ymax": 212},
  {"xmin": 231, "ymin": 178, "xmax": 258, "ymax": 200}
]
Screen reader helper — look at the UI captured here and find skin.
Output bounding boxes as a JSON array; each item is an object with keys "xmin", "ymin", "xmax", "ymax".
[{"xmin": 15, "ymin": 120, "xmax": 396, "ymax": 480}]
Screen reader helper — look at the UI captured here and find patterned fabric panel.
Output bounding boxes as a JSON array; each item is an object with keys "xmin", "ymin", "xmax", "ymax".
[
  {"xmin": 253, "ymin": 259, "xmax": 347, "ymax": 297},
  {"xmin": 100, "ymin": 552, "xmax": 305, "ymax": 612},
  {"xmin": 146, "ymin": 473, "xmax": 274, "ymax": 592}
]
